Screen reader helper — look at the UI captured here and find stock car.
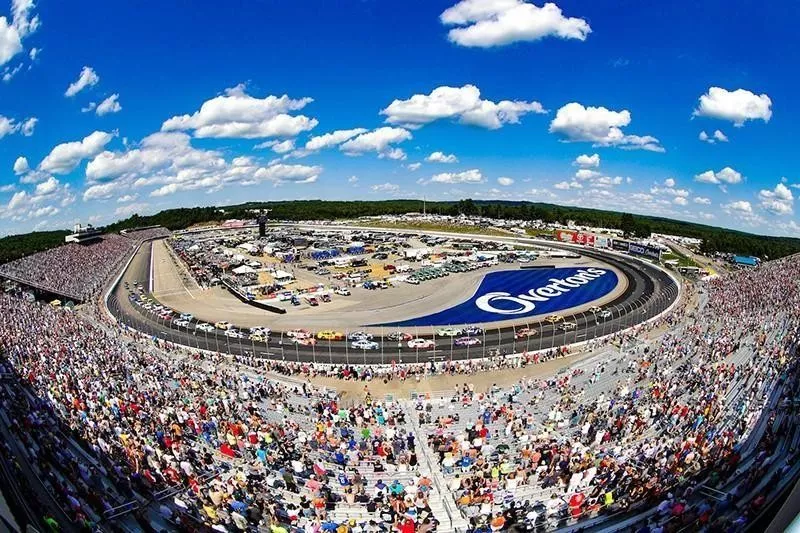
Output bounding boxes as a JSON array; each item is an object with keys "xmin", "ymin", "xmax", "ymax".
[
  {"xmin": 348, "ymin": 331, "xmax": 373, "ymax": 341},
  {"xmin": 174, "ymin": 319, "xmax": 191, "ymax": 328},
  {"xmin": 249, "ymin": 333, "xmax": 268, "ymax": 343},
  {"xmin": 454, "ymin": 336, "xmax": 482, "ymax": 347},
  {"xmin": 407, "ymin": 338, "xmax": 435, "ymax": 350},
  {"xmin": 179, "ymin": 313, "xmax": 193, "ymax": 321},
  {"xmin": 387, "ymin": 331, "xmax": 413, "ymax": 342},
  {"xmin": 286, "ymin": 329, "xmax": 313, "ymax": 339},
  {"xmin": 462, "ymin": 325, "xmax": 484, "ymax": 336},
  {"xmin": 351, "ymin": 339, "xmax": 379, "ymax": 350},
  {"xmin": 224, "ymin": 329, "xmax": 244, "ymax": 338},
  {"xmin": 558, "ymin": 321, "xmax": 577, "ymax": 331},
  {"xmin": 597, "ymin": 309, "xmax": 613, "ymax": 319},
  {"xmin": 293, "ymin": 337, "xmax": 317, "ymax": 346},
  {"xmin": 249, "ymin": 327, "xmax": 271, "ymax": 337},
  {"xmin": 317, "ymin": 330, "xmax": 345, "ymax": 341},
  {"xmin": 215, "ymin": 321, "xmax": 232, "ymax": 330},
  {"xmin": 545, "ymin": 315, "xmax": 564, "ymax": 324},
  {"xmin": 196, "ymin": 323, "xmax": 215, "ymax": 333},
  {"xmin": 436, "ymin": 327, "xmax": 462, "ymax": 337},
  {"xmin": 514, "ymin": 327, "xmax": 538, "ymax": 339}
]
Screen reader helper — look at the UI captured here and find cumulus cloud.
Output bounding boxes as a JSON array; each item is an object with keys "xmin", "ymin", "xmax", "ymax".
[
  {"xmin": 673, "ymin": 196, "xmax": 688, "ymax": 206},
  {"xmin": 161, "ymin": 83, "xmax": 317, "ymax": 139},
  {"xmin": 340, "ymin": 127, "xmax": 412, "ymax": 157},
  {"xmin": 303, "ymin": 128, "xmax": 368, "ymax": 152},
  {"xmin": 0, "ymin": 113, "xmax": 36, "ymax": 140},
  {"xmin": 693, "ymin": 87, "xmax": 772, "ymax": 127},
  {"xmin": 497, "ymin": 177, "xmax": 514, "ymax": 186},
  {"xmin": 65, "ymin": 66, "xmax": 99, "ymax": 97},
  {"xmin": 40, "ymin": 131, "xmax": 115, "ymax": 174},
  {"xmin": 371, "ymin": 182, "xmax": 400, "ymax": 193},
  {"xmin": 429, "ymin": 168, "xmax": 485, "ymax": 184},
  {"xmin": 255, "ymin": 139, "xmax": 295, "ymax": 154},
  {"xmin": 440, "ymin": 0, "xmax": 590, "ymax": 48},
  {"xmin": 722, "ymin": 200, "xmax": 753, "ymax": 215},
  {"xmin": 699, "ymin": 129, "xmax": 729, "ymax": 144},
  {"xmin": 407, "ymin": 162, "xmax": 422, "ymax": 171},
  {"xmin": 83, "ymin": 131, "xmax": 322, "ymax": 202},
  {"xmin": 694, "ymin": 166, "xmax": 743, "ymax": 186},
  {"xmin": 549, "ymin": 102, "xmax": 664, "ymax": 152},
  {"xmin": 693, "ymin": 196, "xmax": 711, "ymax": 205},
  {"xmin": 554, "ymin": 180, "xmax": 582, "ymax": 190},
  {"xmin": 573, "ymin": 153, "xmax": 600, "ymax": 168},
  {"xmin": 1, "ymin": 176, "xmax": 72, "ymax": 222},
  {"xmin": 426, "ymin": 151, "xmax": 458, "ymax": 163},
  {"xmin": 12, "ymin": 155, "xmax": 27, "ymax": 174},
  {"xmin": 0, "ymin": 0, "xmax": 39, "ymax": 68},
  {"xmin": 95, "ymin": 93, "xmax": 122, "ymax": 116},
  {"xmin": 574, "ymin": 168, "xmax": 600, "ymax": 180},
  {"xmin": 115, "ymin": 202, "xmax": 149, "ymax": 218},
  {"xmin": 758, "ymin": 182, "xmax": 793, "ymax": 215},
  {"xmin": 381, "ymin": 84, "xmax": 545, "ymax": 129}
]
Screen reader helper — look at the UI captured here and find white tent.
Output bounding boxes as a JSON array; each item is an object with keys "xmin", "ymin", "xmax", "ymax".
[{"xmin": 232, "ymin": 265, "xmax": 256, "ymax": 275}]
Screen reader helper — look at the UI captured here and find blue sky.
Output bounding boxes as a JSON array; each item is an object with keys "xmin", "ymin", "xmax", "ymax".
[{"xmin": 0, "ymin": 0, "xmax": 797, "ymax": 236}]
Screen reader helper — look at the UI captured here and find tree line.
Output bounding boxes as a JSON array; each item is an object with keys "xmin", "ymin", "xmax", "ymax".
[{"xmin": 2, "ymin": 199, "xmax": 799, "ymax": 263}]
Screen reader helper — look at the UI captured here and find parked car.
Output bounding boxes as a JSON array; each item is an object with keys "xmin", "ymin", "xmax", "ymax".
[
  {"xmin": 334, "ymin": 287, "xmax": 350, "ymax": 296},
  {"xmin": 351, "ymin": 339, "xmax": 379, "ymax": 350},
  {"xmin": 436, "ymin": 327, "xmax": 462, "ymax": 337},
  {"xmin": 407, "ymin": 338, "xmax": 435, "ymax": 350},
  {"xmin": 306, "ymin": 296, "xmax": 319, "ymax": 306},
  {"xmin": 454, "ymin": 336, "xmax": 482, "ymax": 347}
]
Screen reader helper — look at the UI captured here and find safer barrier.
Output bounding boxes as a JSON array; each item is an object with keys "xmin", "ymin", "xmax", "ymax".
[{"xmin": 221, "ymin": 279, "xmax": 286, "ymax": 314}]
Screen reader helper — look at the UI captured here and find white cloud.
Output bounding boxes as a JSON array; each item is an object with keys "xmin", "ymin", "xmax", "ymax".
[
  {"xmin": 255, "ymin": 138, "xmax": 295, "ymax": 154},
  {"xmin": 440, "ymin": 0, "xmax": 590, "ymax": 48},
  {"xmin": 758, "ymin": 182, "xmax": 794, "ymax": 215},
  {"xmin": 381, "ymin": 84, "xmax": 545, "ymax": 129},
  {"xmin": 83, "ymin": 131, "xmax": 322, "ymax": 202},
  {"xmin": 40, "ymin": 131, "xmax": 115, "ymax": 174},
  {"xmin": 95, "ymin": 93, "xmax": 122, "ymax": 116},
  {"xmin": 117, "ymin": 194, "xmax": 137, "ymax": 203},
  {"xmin": 19, "ymin": 116, "xmax": 35, "ymax": 136},
  {"xmin": 0, "ymin": 113, "xmax": 36, "ymax": 139},
  {"xmin": 161, "ymin": 83, "xmax": 317, "ymax": 139},
  {"xmin": 0, "ymin": 0, "xmax": 39, "ymax": 68},
  {"xmin": 574, "ymin": 153, "xmax": 599, "ymax": 168},
  {"xmin": 347, "ymin": 176, "xmax": 358, "ymax": 184},
  {"xmin": 115, "ymin": 202, "xmax": 150, "ymax": 218},
  {"xmin": 497, "ymin": 176, "xmax": 514, "ymax": 186},
  {"xmin": 12, "ymin": 155, "xmax": 27, "ymax": 174},
  {"xmin": 664, "ymin": 177, "xmax": 675, "ymax": 188},
  {"xmin": 1, "ymin": 174, "xmax": 72, "ymax": 222},
  {"xmin": 340, "ymin": 127, "xmax": 412, "ymax": 157},
  {"xmin": 371, "ymin": 182, "xmax": 400, "ymax": 192},
  {"xmin": 693, "ymin": 196, "xmax": 711, "ymax": 205},
  {"xmin": 673, "ymin": 196, "xmax": 688, "ymax": 206},
  {"xmin": 553, "ymin": 180, "xmax": 582, "ymax": 190},
  {"xmin": 304, "ymin": 128, "xmax": 368, "ymax": 152},
  {"xmin": 407, "ymin": 162, "xmax": 422, "ymax": 171},
  {"xmin": 2, "ymin": 62, "xmax": 21, "ymax": 82},
  {"xmin": 574, "ymin": 168, "xmax": 600, "ymax": 180},
  {"xmin": 694, "ymin": 166, "xmax": 743, "ymax": 185},
  {"xmin": 65, "ymin": 66, "xmax": 99, "ymax": 97},
  {"xmin": 429, "ymin": 168, "xmax": 485, "ymax": 184},
  {"xmin": 693, "ymin": 87, "xmax": 772, "ymax": 127},
  {"xmin": 28, "ymin": 46, "xmax": 38, "ymax": 60},
  {"xmin": 722, "ymin": 200, "xmax": 753, "ymax": 215},
  {"xmin": 0, "ymin": 183, "xmax": 13, "ymax": 192},
  {"xmin": 699, "ymin": 129, "xmax": 729, "ymax": 144},
  {"xmin": 426, "ymin": 151, "xmax": 458, "ymax": 163},
  {"xmin": 549, "ymin": 102, "xmax": 664, "ymax": 152}
]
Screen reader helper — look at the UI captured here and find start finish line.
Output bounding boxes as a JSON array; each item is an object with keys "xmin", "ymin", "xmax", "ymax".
[{"xmin": 377, "ymin": 267, "xmax": 619, "ymax": 327}]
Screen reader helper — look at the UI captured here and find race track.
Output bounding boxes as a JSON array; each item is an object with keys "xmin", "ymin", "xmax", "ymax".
[{"xmin": 106, "ymin": 234, "xmax": 679, "ymax": 365}]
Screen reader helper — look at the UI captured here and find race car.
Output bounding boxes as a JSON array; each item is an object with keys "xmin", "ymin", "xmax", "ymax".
[
  {"xmin": 317, "ymin": 330, "xmax": 345, "ymax": 341},
  {"xmin": 179, "ymin": 313, "xmax": 193, "ymax": 321},
  {"xmin": 293, "ymin": 337, "xmax": 317, "ymax": 346},
  {"xmin": 514, "ymin": 327, "xmax": 538, "ymax": 339},
  {"xmin": 436, "ymin": 327, "xmax": 463, "ymax": 337},
  {"xmin": 348, "ymin": 331, "xmax": 373, "ymax": 341},
  {"xmin": 407, "ymin": 338, "xmax": 436, "ymax": 350},
  {"xmin": 588, "ymin": 306, "xmax": 603, "ymax": 314},
  {"xmin": 249, "ymin": 333, "xmax": 268, "ymax": 343},
  {"xmin": 286, "ymin": 329, "xmax": 312, "ymax": 339},
  {"xmin": 544, "ymin": 315, "xmax": 564, "ymax": 324},
  {"xmin": 597, "ymin": 309, "xmax": 612, "ymax": 319},
  {"xmin": 174, "ymin": 319, "xmax": 191, "ymax": 328},
  {"xmin": 224, "ymin": 329, "xmax": 244, "ymax": 338},
  {"xmin": 454, "ymin": 336, "xmax": 482, "ymax": 347},
  {"xmin": 462, "ymin": 325, "xmax": 484, "ymax": 336},
  {"xmin": 387, "ymin": 331, "xmax": 413, "ymax": 342},
  {"xmin": 195, "ymin": 323, "xmax": 215, "ymax": 333},
  {"xmin": 351, "ymin": 339, "xmax": 379, "ymax": 350},
  {"xmin": 558, "ymin": 321, "xmax": 577, "ymax": 331},
  {"xmin": 214, "ymin": 321, "xmax": 232, "ymax": 330}
]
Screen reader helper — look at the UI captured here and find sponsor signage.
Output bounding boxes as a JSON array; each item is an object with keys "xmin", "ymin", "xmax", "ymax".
[
  {"xmin": 628, "ymin": 243, "xmax": 662, "ymax": 260},
  {"xmin": 380, "ymin": 267, "xmax": 619, "ymax": 327},
  {"xmin": 595, "ymin": 236, "xmax": 610, "ymax": 249},
  {"xmin": 611, "ymin": 239, "xmax": 631, "ymax": 252},
  {"xmin": 555, "ymin": 230, "xmax": 576, "ymax": 242}
]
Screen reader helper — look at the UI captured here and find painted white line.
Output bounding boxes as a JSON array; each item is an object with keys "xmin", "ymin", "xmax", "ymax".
[{"xmin": 148, "ymin": 241, "xmax": 154, "ymax": 293}]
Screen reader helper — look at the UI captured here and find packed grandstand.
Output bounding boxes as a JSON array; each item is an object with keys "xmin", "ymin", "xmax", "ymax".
[{"xmin": 0, "ymin": 220, "xmax": 796, "ymax": 533}]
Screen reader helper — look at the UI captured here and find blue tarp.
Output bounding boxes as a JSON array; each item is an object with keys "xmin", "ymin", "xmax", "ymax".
[{"xmin": 733, "ymin": 255, "xmax": 758, "ymax": 266}]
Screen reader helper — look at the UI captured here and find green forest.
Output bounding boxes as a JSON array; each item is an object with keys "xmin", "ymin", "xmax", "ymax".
[{"xmin": 3, "ymin": 199, "xmax": 800, "ymax": 263}]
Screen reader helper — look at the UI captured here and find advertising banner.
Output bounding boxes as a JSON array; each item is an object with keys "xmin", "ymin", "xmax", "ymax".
[
  {"xmin": 555, "ymin": 230, "xmax": 577, "ymax": 242},
  {"xmin": 628, "ymin": 243, "xmax": 662, "ymax": 260},
  {"xmin": 595, "ymin": 236, "xmax": 609, "ymax": 249},
  {"xmin": 611, "ymin": 239, "xmax": 630, "ymax": 252}
]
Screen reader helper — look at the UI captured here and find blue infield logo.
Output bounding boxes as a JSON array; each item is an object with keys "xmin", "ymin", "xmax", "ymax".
[{"xmin": 379, "ymin": 267, "xmax": 618, "ymax": 327}]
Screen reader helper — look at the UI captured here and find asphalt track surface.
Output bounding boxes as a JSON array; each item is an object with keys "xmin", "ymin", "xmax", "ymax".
[{"xmin": 107, "ymin": 238, "xmax": 679, "ymax": 365}]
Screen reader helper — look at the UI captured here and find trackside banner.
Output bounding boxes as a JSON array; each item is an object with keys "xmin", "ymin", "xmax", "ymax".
[
  {"xmin": 628, "ymin": 243, "xmax": 662, "ymax": 260},
  {"xmin": 378, "ymin": 267, "xmax": 619, "ymax": 327}
]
